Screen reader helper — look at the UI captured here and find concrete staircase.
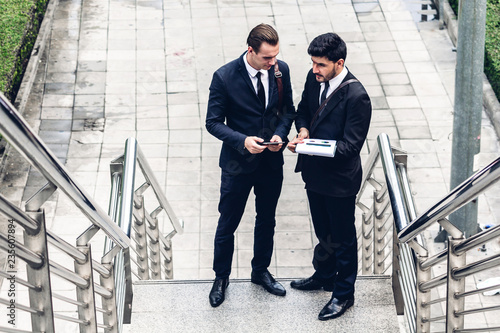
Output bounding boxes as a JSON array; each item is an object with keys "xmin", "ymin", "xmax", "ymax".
[{"xmin": 128, "ymin": 276, "xmax": 401, "ymax": 332}]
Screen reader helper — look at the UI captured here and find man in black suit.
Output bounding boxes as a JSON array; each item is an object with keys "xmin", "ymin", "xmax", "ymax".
[
  {"xmin": 288, "ymin": 33, "xmax": 372, "ymax": 320},
  {"xmin": 205, "ymin": 24, "xmax": 295, "ymax": 307}
]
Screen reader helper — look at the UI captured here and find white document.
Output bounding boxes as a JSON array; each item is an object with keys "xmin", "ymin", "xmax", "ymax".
[{"xmin": 295, "ymin": 139, "xmax": 337, "ymax": 158}]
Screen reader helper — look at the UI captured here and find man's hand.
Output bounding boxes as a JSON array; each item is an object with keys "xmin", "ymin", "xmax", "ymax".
[
  {"xmin": 287, "ymin": 128, "xmax": 309, "ymax": 153},
  {"xmin": 297, "ymin": 127, "xmax": 309, "ymax": 140},
  {"xmin": 267, "ymin": 135, "xmax": 283, "ymax": 152},
  {"xmin": 245, "ymin": 136, "xmax": 266, "ymax": 154}
]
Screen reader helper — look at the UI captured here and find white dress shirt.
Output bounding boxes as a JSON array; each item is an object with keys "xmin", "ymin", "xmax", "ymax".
[
  {"xmin": 244, "ymin": 51, "xmax": 269, "ymax": 108},
  {"xmin": 319, "ymin": 66, "xmax": 349, "ymax": 105}
]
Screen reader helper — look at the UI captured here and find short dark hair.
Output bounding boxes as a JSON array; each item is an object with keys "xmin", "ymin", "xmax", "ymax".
[
  {"xmin": 308, "ymin": 33, "xmax": 347, "ymax": 63},
  {"xmin": 247, "ymin": 24, "xmax": 279, "ymax": 53}
]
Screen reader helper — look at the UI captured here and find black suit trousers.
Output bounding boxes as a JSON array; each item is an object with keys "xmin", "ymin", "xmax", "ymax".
[
  {"xmin": 307, "ymin": 190, "xmax": 357, "ymax": 300},
  {"xmin": 213, "ymin": 163, "xmax": 283, "ymax": 278}
]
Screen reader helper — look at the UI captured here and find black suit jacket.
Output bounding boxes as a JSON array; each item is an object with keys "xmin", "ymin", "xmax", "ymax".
[
  {"xmin": 295, "ymin": 69, "xmax": 372, "ymax": 197},
  {"xmin": 206, "ymin": 53, "xmax": 295, "ymax": 175}
]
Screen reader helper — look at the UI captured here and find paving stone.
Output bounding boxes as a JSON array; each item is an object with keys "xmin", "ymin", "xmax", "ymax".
[
  {"xmin": 77, "ymin": 60, "xmax": 107, "ymax": 72},
  {"xmin": 75, "ymin": 81, "xmax": 106, "ymax": 94},
  {"xmin": 73, "ymin": 106, "xmax": 104, "ymax": 119},
  {"xmin": 45, "ymin": 72, "xmax": 76, "ymax": 83},
  {"xmin": 383, "ymin": 85, "xmax": 416, "ymax": 96},
  {"xmin": 41, "ymin": 107, "xmax": 74, "ymax": 120},
  {"xmin": 39, "ymin": 120, "xmax": 72, "ymax": 131},
  {"xmin": 42, "ymin": 94, "xmax": 74, "ymax": 107},
  {"xmin": 371, "ymin": 51, "xmax": 402, "ymax": 63},
  {"xmin": 47, "ymin": 60, "xmax": 77, "ymax": 72},
  {"xmin": 387, "ymin": 96, "xmax": 421, "ymax": 109},
  {"xmin": 38, "ymin": 130, "xmax": 71, "ymax": 144},
  {"xmin": 379, "ymin": 73, "xmax": 411, "ymax": 85}
]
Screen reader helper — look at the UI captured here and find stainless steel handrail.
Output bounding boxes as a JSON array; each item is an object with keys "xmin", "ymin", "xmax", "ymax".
[
  {"xmin": 420, "ymin": 249, "xmax": 447, "ymax": 270},
  {"xmin": 377, "ymin": 134, "xmax": 412, "ymax": 234},
  {"xmin": 118, "ymin": 138, "xmax": 138, "ymax": 239},
  {"xmin": 0, "ymin": 93, "xmax": 129, "ymax": 248},
  {"xmin": 0, "ymin": 193, "xmax": 39, "ymax": 235},
  {"xmin": 456, "ymin": 283, "xmax": 500, "ymax": 298},
  {"xmin": 453, "ymin": 252, "xmax": 500, "ymax": 279},
  {"xmin": 53, "ymin": 292, "xmax": 86, "ymax": 307},
  {"xmin": 454, "ymin": 222, "xmax": 500, "ymax": 254},
  {"xmin": 0, "ymin": 271, "xmax": 39, "ymax": 291},
  {"xmin": 398, "ymin": 156, "xmax": 500, "ymax": 243},
  {"xmin": 47, "ymin": 231, "xmax": 87, "ymax": 264},
  {"xmin": 357, "ymin": 132, "xmax": 500, "ymax": 333},
  {"xmin": 54, "ymin": 313, "xmax": 88, "ymax": 325},
  {"xmin": 358, "ymin": 140, "xmax": 381, "ymax": 197},
  {"xmin": 419, "ymin": 273, "xmax": 447, "ymax": 292},
  {"xmin": 397, "ymin": 164, "xmax": 417, "ymax": 220},
  {"xmin": 0, "ymin": 298, "xmax": 42, "ymax": 315},
  {"xmin": 104, "ymin": 137, "xmax": 184, "ymax": 326},
  {"xmin": 0, "ymin": 92, "xmax": 183, "ymax": 332},
  {"xmin": 50, "ymin": 262, "xmax": 89, "ymax": 288},
  {"xmin": 136, "ymin": 143, "xmax": 183, "ymax": 235},
  {"xmin": 0, "ymin": 233, "xmax": 44, "ymax": 268},
  {"xmin": 93, "ymin": 260, "xmax": 112, "ymax": 278},
  {"xmin": 0, "ymin": 326, "xmax": 40, "ymax": 333}
]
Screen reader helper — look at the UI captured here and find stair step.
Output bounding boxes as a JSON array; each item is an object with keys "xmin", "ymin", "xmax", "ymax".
[{"xmin": 128, "ymin": 276, "xmax": 400, "ymax": 332}]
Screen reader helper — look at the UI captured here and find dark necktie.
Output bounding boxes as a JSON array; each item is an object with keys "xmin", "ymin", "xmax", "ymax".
[
  {"xmin": 256, "ymin": 72, "xmax": 266, "ymax": 107},
  {"xmin": 320, "ymin": 81, "xmax": 329, "ymax": 105}
]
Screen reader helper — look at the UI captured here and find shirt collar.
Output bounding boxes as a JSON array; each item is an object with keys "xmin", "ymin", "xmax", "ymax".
[
  {"xmin": 324, "ymin": 66, "xmax": 349, "ymax": 88},
  {"xmin": 243, "ymin": 51, "xmax": 265, "ymax": 78}
]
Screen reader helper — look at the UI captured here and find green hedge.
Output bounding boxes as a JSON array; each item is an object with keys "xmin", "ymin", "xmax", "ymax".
[
  {"xmin": 0, "ymin": 0, "xmax": 49, "ymax": 102},
  {"xmin": 485, "ymin": 0, "xmax": 500, "ymax": 100},
  {"xmin": 447, "ymin": 0, "xmax": 500, "ymax": 100}
]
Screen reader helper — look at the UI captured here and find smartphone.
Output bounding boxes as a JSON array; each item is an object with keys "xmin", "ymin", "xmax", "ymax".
[{"xmin": 261, "ymin": 141, "xmax": 285, "ymax": 145}]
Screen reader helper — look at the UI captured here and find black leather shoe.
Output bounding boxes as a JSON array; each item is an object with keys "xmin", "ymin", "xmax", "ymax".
[
  {"xmin": 318, "ymin": 296, "xmax": 354, "ymax": 321},
  {"xmin": 209, "ymin": 278, "xmax": 229, "ymax": 307},
  {"xmin": 290, "ymin": 276, "xmax": 334, "ymax": 291},
  {"xmin": 251, "ymin": 270, "xmax": 286, "ymax": 296}
]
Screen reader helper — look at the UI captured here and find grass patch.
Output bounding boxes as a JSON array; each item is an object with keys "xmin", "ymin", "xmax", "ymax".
[
  {"xmin": 0, "ymin": 0, "xmax": 49, "ymax": 102},
  {"xmin": 485, "ymin": 0, "xmax": 500, "ymax": 100}
]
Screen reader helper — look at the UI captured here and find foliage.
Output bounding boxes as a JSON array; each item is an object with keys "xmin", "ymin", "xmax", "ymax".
[
  {"xmin": 446, "ymin": 0, "xmax": 500, "ymax": 100},
  {"xmin": 448, "ymin": 0, "xmax": 459, "ymax": 15},
  {"xmin": 0, "ymin": 0, "xmax": 49, "ymax": 102},
  {"xmin": 484, "ymin": 0, "xmax": 500, "ymax": 99}
]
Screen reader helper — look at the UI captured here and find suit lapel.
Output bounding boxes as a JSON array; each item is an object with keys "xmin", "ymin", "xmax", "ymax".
[
  {"xmin": 312, "ymin": 80, "xmax": 321, "ymax": 112},
  {"xmin": 310, "ymin": 73, "xmax": 354, "ymax": 133},
  {"xmin": 238, "ymin": 57, "xmax": 257, "ymax": 100},
  {"xmin": 312, "ymin": 90, "xmax": 345, "ymax": 128}
]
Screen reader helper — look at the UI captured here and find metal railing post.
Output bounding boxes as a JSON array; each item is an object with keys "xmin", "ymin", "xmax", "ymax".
[
  {"xmin": 134, "ymin": 195, "xmax": 150, "ymax": 280},
  {"xmin": 446, "ymin": 236, "xmax": 466, "ymax": 332},
  {"xmin": 100, "ymin": 262, "xmax": 118, "ymax": 333},
  {"xmin": 374, "ymin": 191, "xmax": 385, "ymax": 274},
  {"xmin": 74, "ymin": 244, "xmax": 98, "ymax": 332},
  {"xmin": 362, "ymin": 210, "xmax": 373, "ymax": 274},
  {"xmin": 148, "ymin": 216, "xmax": 162, "ymax": 280},
  {"xmin": 163, "ymin": 232, "xmax": 174, "ymax": 279},
  {"xmin": 24, "ymin": 210, "xmax": 55, "ymax": 332},
  {"xmin": 416, "ymin": 255, "xmax": 431, "ymax": 333},
  {"xmin": 392, "ymin": 224, "xmax": 405, "ymax": 315}
]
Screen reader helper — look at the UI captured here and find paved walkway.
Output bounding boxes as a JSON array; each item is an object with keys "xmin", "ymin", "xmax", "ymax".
[{"xmin": 1, "ymin": 0, "xmax": 500, "ymax": 331}]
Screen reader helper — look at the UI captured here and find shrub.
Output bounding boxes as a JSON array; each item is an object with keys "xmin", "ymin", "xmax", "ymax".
[
  {"xmin": 0, "ymin": 0, "xmax": 49, "ymax": 102},
  {"xmin": 446, "ymin": 0, "xmax": 500, "ymax": 100},
  {"xmin": 484, "ymin": 0, "xmax": 500, "ymax": 100}
]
